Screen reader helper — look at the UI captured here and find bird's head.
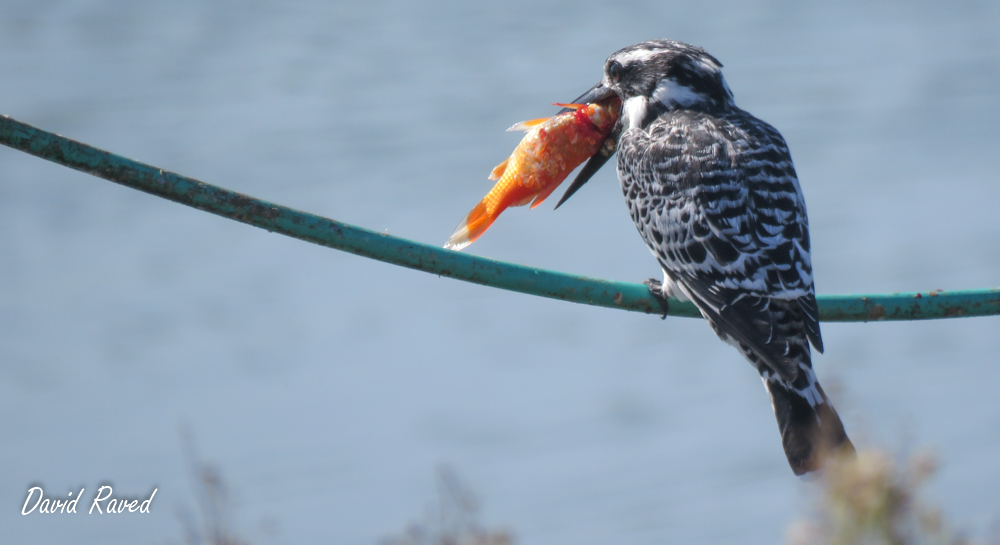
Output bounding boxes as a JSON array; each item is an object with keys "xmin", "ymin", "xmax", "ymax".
[
  {"xmin": 554, "ymin": 40, "xmax": 735, "ymax": 208},
  {"xmin": 601, "ymin": 40, "xmax": 734, "ymax": 128}
]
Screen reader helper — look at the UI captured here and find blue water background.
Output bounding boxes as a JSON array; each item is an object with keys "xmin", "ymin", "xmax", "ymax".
[{"xmin": 2, "ymin": 1, "xmax": 999, "ymax": 543}]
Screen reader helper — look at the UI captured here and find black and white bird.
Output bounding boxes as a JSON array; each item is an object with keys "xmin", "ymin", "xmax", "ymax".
[{"xmin": 556, "ymin": 39, "xmax": 853, "ymax": 475}]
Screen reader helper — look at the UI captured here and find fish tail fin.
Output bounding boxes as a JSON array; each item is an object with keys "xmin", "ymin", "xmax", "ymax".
[{"xmin": 444, "ymin": 200, "xmax": 500, "ymax": 251}]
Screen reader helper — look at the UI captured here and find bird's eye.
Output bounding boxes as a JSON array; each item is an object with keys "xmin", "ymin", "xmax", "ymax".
[{"xmin": 607, "ymin": 61, "xmax": 624, "ymax": 82}]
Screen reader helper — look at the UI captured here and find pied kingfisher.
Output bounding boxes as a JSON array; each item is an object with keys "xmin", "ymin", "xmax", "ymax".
[{"xmin": 555, "ymin": 40, "xmax": 853, "ymax": 475}]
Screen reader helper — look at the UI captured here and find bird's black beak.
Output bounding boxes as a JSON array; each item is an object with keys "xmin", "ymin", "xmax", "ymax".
[{"xmin": 554, "ymin": 81, "xmax": 621, "ymax": 209}]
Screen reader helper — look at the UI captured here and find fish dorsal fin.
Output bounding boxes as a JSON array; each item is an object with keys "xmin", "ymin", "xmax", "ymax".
[
  {"xmin": 506, "ymin": 117, "xmax": 550, "ymax": 132},
  {"xmin": 552, "ymin": 103, "xmax": 585, "ymax": 110},
  {"xmin": 488, "ymin": 157, "xmax": 510, "ymax": 181}
]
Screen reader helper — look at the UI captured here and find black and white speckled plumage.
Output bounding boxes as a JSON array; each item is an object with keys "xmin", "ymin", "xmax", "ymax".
[{"xmin": 581, "ymin": 40, "xmax": 853, "ymax": 474}]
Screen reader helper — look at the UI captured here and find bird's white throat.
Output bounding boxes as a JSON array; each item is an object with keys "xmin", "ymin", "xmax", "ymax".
[{"xmin": 623, "ymin": 96, "xmax": 648, "ymax": 129}]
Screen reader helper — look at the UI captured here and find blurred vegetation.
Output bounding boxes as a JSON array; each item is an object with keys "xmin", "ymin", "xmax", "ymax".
[
  {"xmin": 788, "ymin": 449, "xmax": 996, "ymax": 545},
  {"xmin": 174, "ymin": 430, "xmax": 251, "ymax": 545},
  {"xmin": 169, "ymin": 434, "xmax": 996, "ymax": 545},
  {"xmin": 380, "ymin": 466, "xmax": 512, "ymax": 545}
]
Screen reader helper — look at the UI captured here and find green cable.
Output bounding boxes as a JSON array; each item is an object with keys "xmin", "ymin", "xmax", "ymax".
[{"xmin": 2, "ymin": 114, "xmax": 997, "ymax": 322}]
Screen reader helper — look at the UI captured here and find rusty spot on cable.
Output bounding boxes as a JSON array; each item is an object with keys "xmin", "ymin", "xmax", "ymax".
[
  {"xmin": 944, "ymin": 306, "xmax": 966, "ymax": 317},
  {"xmin": 868, "ymin": 304, "xmax": 886, "ymax": 321},
  {"xmin": 613, "ymin": 292, "xmax": 623, "ymax": 305}
]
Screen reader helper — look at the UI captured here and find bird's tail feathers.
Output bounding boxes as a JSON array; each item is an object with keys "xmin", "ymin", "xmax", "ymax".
[{"xmin": 762, "ymin": 368, "xmax": 854, "ymax": 475}]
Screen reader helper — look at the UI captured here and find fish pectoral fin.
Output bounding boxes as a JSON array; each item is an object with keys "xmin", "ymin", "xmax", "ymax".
[
  {"xmin": 552, "ymin": 103, "xmax": 585, "ymax": 110},
  {"xmin": 506, "ymin": 117, "xmax": 550, "ymax": 132},
  {"xmin": 528, "ymin": 183, "xmax": 560, "ymax": 209},
  {"xmin": 511, "ymin": 193, "xmax": 536, "ymax": 207},
  {"xmin": 488, "ymin": 157, "xmax": 510, "ymax": 181}
]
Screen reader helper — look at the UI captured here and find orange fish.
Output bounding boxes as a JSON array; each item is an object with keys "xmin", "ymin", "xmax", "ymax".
[{"xmin": 444, "ymin": 96, "xmax": 621, "ymax": 251}]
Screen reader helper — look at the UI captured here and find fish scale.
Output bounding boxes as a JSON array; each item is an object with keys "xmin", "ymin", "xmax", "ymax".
[{"xmin": 444, "ymin": 97, "xmax": 620, "ymax": 251}]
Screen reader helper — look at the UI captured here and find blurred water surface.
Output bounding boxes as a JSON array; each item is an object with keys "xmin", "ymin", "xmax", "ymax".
[{"xmin": 1, "ymin": 1, "xmax": 999, "ymax": 544}]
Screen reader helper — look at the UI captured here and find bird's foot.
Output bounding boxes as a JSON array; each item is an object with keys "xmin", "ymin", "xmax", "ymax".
[{"xmin": 642, "ymin": 278, "xmax": 670, "ymax": 319}]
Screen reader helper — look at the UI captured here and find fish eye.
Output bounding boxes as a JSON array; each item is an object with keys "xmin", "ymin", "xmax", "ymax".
[{"xmin": 607, "ymin": 61, "xmax": 624, "ymax": 82}]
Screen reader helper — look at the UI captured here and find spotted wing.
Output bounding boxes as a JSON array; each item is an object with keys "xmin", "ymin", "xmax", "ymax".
[{"xmin": 618, "ymin": 109, "xmax": 822, "ymax": 381}]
